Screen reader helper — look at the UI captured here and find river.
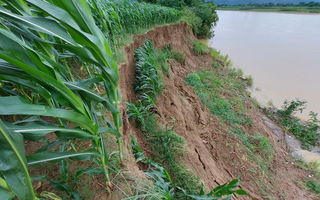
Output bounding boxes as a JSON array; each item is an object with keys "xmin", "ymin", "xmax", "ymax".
[{"xmin": 206, "ymin": 10, "xmax": 320, "ymax": 119}]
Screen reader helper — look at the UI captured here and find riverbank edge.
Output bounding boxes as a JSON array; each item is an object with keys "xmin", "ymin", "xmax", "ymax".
[{"xmin": 216, "ymin": 7, "xmax": 320, "ymax": 14}]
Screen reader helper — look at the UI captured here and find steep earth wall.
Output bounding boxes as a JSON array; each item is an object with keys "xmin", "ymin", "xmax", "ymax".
[{"xmin": 117, "ymin": 22, "xmax": 318, "ymax": 200}]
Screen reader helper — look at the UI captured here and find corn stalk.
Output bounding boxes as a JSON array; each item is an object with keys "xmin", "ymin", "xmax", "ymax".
[{"xmin": 0, "ymin": 0, "xmax": 122, "ymax": 197}]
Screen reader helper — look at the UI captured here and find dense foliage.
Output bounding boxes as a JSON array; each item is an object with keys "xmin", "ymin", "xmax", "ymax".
[
  {"xmin": 89, "ymin": 0, "xmax": 181, "ymax": 51},
  {"xmin": 0, "ymin": 0, "xmax": 183, "ymax": 199},
  {"xmin": 139, "ymin": 0, "xmax": 219, "ymax": 38}
]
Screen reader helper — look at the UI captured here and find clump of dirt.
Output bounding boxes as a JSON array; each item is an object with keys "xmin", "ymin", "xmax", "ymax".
[{"xmin": 119, "ymin": 22, "xmax": 318, "ymax": 200}]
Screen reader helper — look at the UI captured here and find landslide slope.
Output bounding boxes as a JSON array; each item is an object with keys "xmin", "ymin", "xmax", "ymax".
[{"xmin": 118, "ymin": 22, "xmax": 318, "ymax": 200}]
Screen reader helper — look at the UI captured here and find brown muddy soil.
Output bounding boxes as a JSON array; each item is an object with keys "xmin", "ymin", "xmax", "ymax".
[{"xmin": 24, "ymin": 22, "xmax": 318, "ymax": 199}]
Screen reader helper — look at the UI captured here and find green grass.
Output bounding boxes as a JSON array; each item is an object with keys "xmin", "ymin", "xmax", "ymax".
[
  {"xmin": 185, "ymin": 69, "xmax": 273, "ymax": 176},
  {"xmin": 154, "ymin": 48, "xmax": 171, "ymax": 77},
  {"xmin": 154, "ymin": 44, "xmax": 186, "ymax": 78},
  {"xmin": 127, "ymin": 108, "xmax": 203, "ymax": 195},
  {"xmin": 210, "ymin": 49, "xmax": 233, "ymax": 67},
  {"xmin": 305, "ymin": 181, "xmax": 320, "ymax": 194},
  {"xmin": 149, "ymin": 124, "xmax": 203, "ymax": 194},
  {"xmin": 193, "ymin": 41, "xmax": 209, "ymax": 54},
  {"xmin": 185, "ymin": 70, "xmax": 249, "ymax": 126},
  {"xmin": 212, "ymin": 62, "xmax": 221, "ymax": 69},
  {"xmin": 295, "ymin": 160, "xmax": 320, "ymax": 196}
]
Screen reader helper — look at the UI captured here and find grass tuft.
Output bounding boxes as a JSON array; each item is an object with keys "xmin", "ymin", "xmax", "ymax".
[{"xmin": 193, "ymin": 41, "xmax": 209, "ymax": 54}]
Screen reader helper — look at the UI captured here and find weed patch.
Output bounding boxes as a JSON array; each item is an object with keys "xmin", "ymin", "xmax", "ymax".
[
  {"xmin": 193, "ymin": 41, "xmax": 209, "ymax": 54},
  {"xmin": 185, "ymin": 70, "xmax": 249, "ymax": 126}
]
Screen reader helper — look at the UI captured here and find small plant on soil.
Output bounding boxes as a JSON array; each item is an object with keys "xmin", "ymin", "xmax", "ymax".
[
  {"xmin": 212, "ymin": 62, "xmax": 221, "ymax": 69},
  {"xmin": 193, "ymin": 41, "xmax": 209, "ymax": 54}
]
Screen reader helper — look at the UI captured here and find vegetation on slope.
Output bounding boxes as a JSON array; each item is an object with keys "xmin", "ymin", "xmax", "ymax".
[
  {"xmin": 126, "ymin": 39, "xmax": 249, "ymax": 199},
  {"xmin": 184, "ymin": 42, "xmax": 286, "ymax": 198}
]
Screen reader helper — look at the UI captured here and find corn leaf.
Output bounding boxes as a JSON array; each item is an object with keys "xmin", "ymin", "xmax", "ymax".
[
  {"xmin": 4, "ymin": 121, "xmax": 99, "ymax": 142},
  {"xmin": 0, "ymin": 188, "xmax": 15, "ymax": 200},
  {"xmin": 64, "ymin": 81, "xmax": 119, "ymax": 113},
  {"xmin": 0, "ymin": 7, "xmax": 77, "ymax": 45},
  {"xmin": 0, "ymin": 74, "xmax": 51, "ymax": 100},
  {"xmin": 27, "ymin": 149, "xmax": 102, "ymax": 166},
  {"xmin": 40, "ymin": 191, "xmax": 62, "ymax": 200},
  {"xmin": 0, "ymin": 119, "xmax": 38, "ymax": 200},
  {"xmin": 25, "ymin": 0, "xmax": 119, "ymax": 86},
  {"xmin": 0, "ymin": 96, "xmax": 97, "ymax": 135}
]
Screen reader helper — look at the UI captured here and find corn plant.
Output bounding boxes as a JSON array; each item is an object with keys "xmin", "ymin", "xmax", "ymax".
[
  {"xmin": 87, "ymin": 0, "xmax": 123, "ymax": 50},
  {"xmin": 126, "ymin": 95, "xmax": 155, "ymax": 131},
  {"xmin": 115, "ymin": 1, "xmax": 181, "ymax": 34},
  {"xmin": 134, "ymin": 39, "xmax": 165, "ymax": 96},
  {"xmin": 88, "ymin": 0, "xmax": 181, "ymax": 50},
  {"xmin": 0, "ymin": 0, "xmax": 123, "ymax": 198}
]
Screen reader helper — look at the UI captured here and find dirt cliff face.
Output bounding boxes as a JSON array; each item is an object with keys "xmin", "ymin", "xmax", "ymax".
[{"xmin": 118, "ymin": 22, "xmax": 317, "ymax": 200}]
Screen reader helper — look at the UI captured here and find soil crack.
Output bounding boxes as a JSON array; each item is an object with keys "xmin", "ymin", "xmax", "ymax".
[{"xmin": 195, "ymin": 148, "xmax": 206, "ymax": 169}]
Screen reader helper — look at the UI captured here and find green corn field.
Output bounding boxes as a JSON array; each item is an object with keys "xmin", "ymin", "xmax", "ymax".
[
  {"xmin": 0, "ymin": 0, "xmax": 181, "ymax": 199},
  {"xmin": 89, "ymin": 0, "xmax": 181, "ymax": 50}
]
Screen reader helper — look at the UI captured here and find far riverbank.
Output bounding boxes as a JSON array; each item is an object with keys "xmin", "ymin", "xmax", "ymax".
[{"xmin": 217, "ymin": 6, "xmax": 320, "ymax": 13}]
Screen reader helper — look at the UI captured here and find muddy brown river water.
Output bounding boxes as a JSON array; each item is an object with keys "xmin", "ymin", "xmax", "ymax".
[{"xmin": 206, "ymin": 10, "xmax": 320, "ymax": 120}]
